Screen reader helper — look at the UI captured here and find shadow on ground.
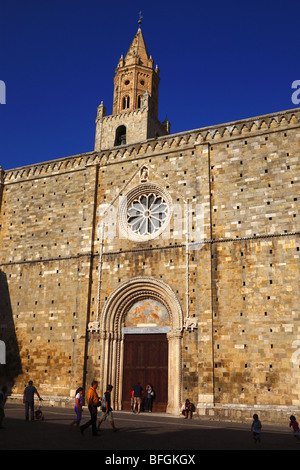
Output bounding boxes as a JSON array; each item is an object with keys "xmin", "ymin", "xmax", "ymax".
[{"xmin": 0, "ymin": 405, "xmax": 298, "ymax": 451}]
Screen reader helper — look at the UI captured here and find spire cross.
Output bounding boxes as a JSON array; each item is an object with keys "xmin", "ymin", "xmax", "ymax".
[{"xmin": 138, "ymin": 11, "xmax": 143, "ymax": 27}]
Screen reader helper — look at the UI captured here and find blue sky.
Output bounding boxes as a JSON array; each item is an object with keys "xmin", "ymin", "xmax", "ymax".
[{"xmin": 0, "ymin": 0, "xmax": 299, "ymax": 170}]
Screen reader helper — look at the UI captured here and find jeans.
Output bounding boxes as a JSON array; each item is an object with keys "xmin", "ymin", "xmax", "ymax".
[{"xmin": 145, "ymin": 397, "xmax": 152, "ymax": 411}]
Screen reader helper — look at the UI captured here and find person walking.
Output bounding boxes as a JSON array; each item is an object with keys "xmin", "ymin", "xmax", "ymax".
[
  {"xmin": 97, "ymin": 384, "xmax": 119, "ymax": 432},
  {"xmin": 69, "ymin": 387, "xmax": 84, "ymax": 430},
  {"xmin": 289, "ymin": 415, "xmax": 300, "ymax": 442},
  {"xmin": 251, "ymin": 413, "xmax": 262, "ymax": 446},
  {"xmin": 80, "ymin": 381, "xmax": 100, "ymax": 436},
  {"xmin": 23, "ymin": 381, "xmax": 42, "ymax": 421}
]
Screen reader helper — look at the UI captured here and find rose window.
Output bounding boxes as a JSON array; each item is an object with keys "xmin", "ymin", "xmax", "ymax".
[
  {"xmin": 128, "ymin": 193, "xmax": 168, "ymax": 236},
  {"xmin": 119, "ymin": 184, "xmax": 172, "ymax": 241}
]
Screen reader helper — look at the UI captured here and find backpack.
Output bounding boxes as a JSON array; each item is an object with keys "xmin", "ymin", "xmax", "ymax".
[{"xmin": 102, "ymin": 392, "xmax": 112, "ymax": 412}]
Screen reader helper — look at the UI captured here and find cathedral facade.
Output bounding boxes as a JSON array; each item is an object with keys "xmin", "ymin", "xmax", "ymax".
[{"xmin": 1, "ymin": 27, "xmax": 300, "ymax": 422}]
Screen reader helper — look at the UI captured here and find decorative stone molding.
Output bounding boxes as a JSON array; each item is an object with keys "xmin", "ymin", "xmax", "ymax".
[
  {"xmin": 139, "ymin": 164, "xmax": 149, "ymax": 183},
  {"xmin": 98, "ymin": 277, "xmax": 183, "ymax": 413},
  {"xmin": 87, "ymin": 321, "xmax": 101, "ymax": 333},
  {"xmin": 3, "ymin": 107, "xmax": 300, "ymax": 183},
  {"xmin": 100, "ymin": 276, "xmax": 183, "ymax": 333},
  {"xmin": 183, "ymin": 317, "xmax": 198, "ymax": 331},
  {"xmin": 119, "ymin": 182, "xmax": 173, "ymax": 242}
]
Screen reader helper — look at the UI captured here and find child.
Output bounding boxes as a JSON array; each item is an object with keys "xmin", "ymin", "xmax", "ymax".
[
  {"xmin": 251, "ymin": 414, "xmax": 262, "ymax": 445},
  {"xmin": 289, "ymin": 415, "xmax": 300, "ymax": 442},
  {"xmin": 69, "ymin": 387, "xmax": 84, "ymax": 430}
]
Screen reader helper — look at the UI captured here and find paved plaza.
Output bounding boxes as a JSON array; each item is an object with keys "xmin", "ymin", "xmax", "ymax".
[{"xmin": 0, "ymin": 403, "xmax": 298, "ymax": 453}]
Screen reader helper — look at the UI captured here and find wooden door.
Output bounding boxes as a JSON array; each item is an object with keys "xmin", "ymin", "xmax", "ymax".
[{"xmin": 122, "ymin": 334, "xmax": 168, "ymax": 412}]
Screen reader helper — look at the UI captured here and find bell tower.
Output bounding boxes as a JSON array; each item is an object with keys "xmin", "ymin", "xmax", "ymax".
[
  {"xmin": 94, "ymin": 18, "xmax": 170, "ymax": 151},
  {"xmin": 112, "ymin": 25, "xmax": 160, "ymax": 119}
]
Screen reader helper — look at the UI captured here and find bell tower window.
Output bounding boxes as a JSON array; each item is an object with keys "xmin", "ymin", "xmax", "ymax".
[
  {"xmin": 122, "ymin": 96, "xmax": 130, "ymax": 110},
  {"xmin": 115, "ymin": 125, "xmax": 127, "ymax": 146}
]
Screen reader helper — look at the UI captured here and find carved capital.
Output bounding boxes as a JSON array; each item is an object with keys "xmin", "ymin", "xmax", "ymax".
[
  {"xmin": 88, "ymin": 321, "xmax": 101, "ymax": 333},
  {"xmin": 183, "ymin": 317, "xmax": 198, "ymax": 331}
]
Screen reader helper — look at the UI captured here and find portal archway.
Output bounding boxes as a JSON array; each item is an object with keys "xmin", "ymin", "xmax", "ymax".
[{"xmin": 98, "ymin": 277, "xmax": 183, "ymax": 414}]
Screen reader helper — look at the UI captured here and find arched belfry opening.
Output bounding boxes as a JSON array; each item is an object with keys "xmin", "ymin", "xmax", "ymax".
[
  {"xmin": 122, "ymin": 96, "xmax": 130, "ymax": 110},
  {"xmin": 114, "ymin": 125, "xmax": 127, "ymax": 146},
  {"xmin": 98, "ymin": 277, "xmax": 183, "ymax": 414}
]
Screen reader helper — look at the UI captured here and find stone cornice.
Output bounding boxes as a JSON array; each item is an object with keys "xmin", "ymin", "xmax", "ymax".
[
  {"xmin": 3, "ymin": 107, "xmax": 300, "ymax": 183},
  {"xmin": 100, "ymin": 105, "xmax": 148, "ymax": 122}
]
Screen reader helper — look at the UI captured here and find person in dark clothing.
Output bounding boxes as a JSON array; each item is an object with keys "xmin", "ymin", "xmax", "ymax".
[
  {"xmin": 97, "ymin": 384, "xmax": 119, "ymax": 432},
  {"xmin": 145, "ymin": 384, "xmax": 154, "ymax": 412},
  {"xmin": 0, "ymin": 385, "xmax": 8, "ymax": 428},
  {"xmin": 133, "ymin": 382, "xmax": 143, "ymax": 414},
  {"xmin": 23, "ymin": 381, "xmax": 42, "ymax": 421},
  {"xmin": 181, "ymin": 399, "xmax": 195, "ymax": 419}
]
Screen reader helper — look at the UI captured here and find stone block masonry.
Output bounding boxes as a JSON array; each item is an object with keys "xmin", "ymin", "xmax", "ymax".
[
  {"xmin": 0, "ymin": 163, "xmax": 99, "ymax": 400},
  {"xmin": 0, "ymin": 107, "xmax": 300, "ymax": 422}
]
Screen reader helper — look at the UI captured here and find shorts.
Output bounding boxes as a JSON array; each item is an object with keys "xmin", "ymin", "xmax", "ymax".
[
  {"xmin": 99, "ymin": 409, "xmax": 113, "ymax": 421},
  {"xmin": 134, "ymin": 397, "xmax": 141, "ymax": 405}
]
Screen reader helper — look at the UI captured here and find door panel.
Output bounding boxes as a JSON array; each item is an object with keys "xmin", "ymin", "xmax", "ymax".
[{"xmin": 122, "ymin": 334, "xmax": 168, "ymax": 412}]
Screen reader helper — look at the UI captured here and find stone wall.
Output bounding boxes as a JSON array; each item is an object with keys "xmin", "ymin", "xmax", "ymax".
[
  {"xmin": 0, "ymin": 107, "xmax": 300, "ymax": 422},
  {"xmin": 0, "ymin": 163, "xmax": 98, "ymax": 400}
]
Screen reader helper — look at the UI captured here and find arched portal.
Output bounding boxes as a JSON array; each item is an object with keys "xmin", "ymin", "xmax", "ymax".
[{"xmin": 98, "ymin": 277, "xmax": 183, "ymax": 414}]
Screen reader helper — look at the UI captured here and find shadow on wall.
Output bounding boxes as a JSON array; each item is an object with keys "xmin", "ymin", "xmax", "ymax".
[{"xmin": 0, "ymin": 269, "xmax": 22, "ymax": 390}]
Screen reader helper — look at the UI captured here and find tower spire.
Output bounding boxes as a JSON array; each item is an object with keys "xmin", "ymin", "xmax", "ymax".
[{"xmin": 112, "ymin": 24, "xmax": 158, "ymax": 116}]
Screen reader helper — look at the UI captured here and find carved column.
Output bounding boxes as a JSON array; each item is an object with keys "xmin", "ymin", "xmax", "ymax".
[
  {"xmin": 166, "ymin": 329, "xmax": 183, "ymax": 414},
  {"xmin": 118, "ymin": 334, "xmax": 125, "ymax": 410},
  {"xmin": 99, "ymin": 330, "xmax": 109, "ymax": 395}
]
